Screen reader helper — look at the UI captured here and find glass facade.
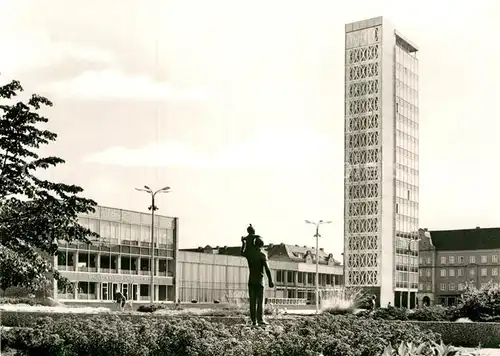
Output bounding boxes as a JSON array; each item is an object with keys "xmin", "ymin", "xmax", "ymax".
[
  {"xmin": 56, "ymin": 206, "xmax": 177, "ymax": 303},
  {"xmin": 394, "ymin": 38, "xmax": 419, "ymax": 290}
]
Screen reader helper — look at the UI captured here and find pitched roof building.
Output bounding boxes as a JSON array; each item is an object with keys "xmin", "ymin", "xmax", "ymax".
[{"xmin": 181, "ymin": 243, "xmax": 341, "ymax": 266}]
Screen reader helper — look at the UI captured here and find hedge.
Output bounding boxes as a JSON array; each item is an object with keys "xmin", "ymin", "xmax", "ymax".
[
  {"xmin": 409, "ymin": 321, "xmax": 500, "ymax": 349},
  {"xmin": 1, "ymin": 314, "xmax": 440, "ymax": 356}
]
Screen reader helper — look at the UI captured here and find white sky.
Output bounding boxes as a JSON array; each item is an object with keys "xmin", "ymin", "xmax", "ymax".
[{"xmin": 0, "ymin": 0, "xmax": 499, "ymax": 259}]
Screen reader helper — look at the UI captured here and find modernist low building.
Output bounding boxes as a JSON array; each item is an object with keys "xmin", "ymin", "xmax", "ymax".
[
  {"xmin": 178, "ymin": 244, "xmax": 344, "ymax": 304},
  {"xmin": 418, "ymin": 227, "xmax": 500, "ymax": 306},
  {"xmin": 54, "ymin": 205, "xmax": 178, "ymax": 304}
]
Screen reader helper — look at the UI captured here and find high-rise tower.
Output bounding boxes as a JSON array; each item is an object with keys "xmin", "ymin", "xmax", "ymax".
[{"xmin": 343, "ymin": 17, "xmax": 419, "ymax": 307}]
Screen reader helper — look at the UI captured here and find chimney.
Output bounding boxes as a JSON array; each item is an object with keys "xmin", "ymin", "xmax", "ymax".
[
  {"xmin": 476, "ymin": 226, "xmax": 480, "ymax": 229},
  {"xmin": 320, "ymin": 248, "xmax": 324, "ymax": 251}
]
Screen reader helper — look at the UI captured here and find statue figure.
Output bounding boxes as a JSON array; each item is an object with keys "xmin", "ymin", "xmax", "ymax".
[{"xmin": 241, "ymin": 224, "xmax": 274, "ymax": 326}]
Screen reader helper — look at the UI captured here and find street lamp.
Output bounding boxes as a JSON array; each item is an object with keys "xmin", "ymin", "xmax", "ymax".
[
  {"xmin": 305, "ymin": 219, "xmax": 332, "ymax": 314},
  {"xmin": 135, "ymin": 185, "xmax": 171, "ymax": 304}
]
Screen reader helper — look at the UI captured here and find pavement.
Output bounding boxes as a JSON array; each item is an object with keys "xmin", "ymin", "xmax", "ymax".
[{"xmin": 463, "ymin": 348, "xmax": 500, "ymax": 355}]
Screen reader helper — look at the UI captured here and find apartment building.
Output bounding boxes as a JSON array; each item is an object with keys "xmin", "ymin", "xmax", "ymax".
[{"xmin": 418, "ymin": 227, "xmax": 500, "ymax": 306}]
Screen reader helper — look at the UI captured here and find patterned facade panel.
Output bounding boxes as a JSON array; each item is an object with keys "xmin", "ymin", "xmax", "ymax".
[
  {"xmin": 347, "ymin": 148, "xmax": 379, "ymax": 165},
  {"xmin": 346, "ymin": 270, "xmax": 379, "ymax": 286},
  {"xmin": 347, "ymin": 235, "xmax": 378, "ymax": 250},
  {"xmin": 348, "ymin": 183, "xmax": 380, "ymax": 199},
  {"xmin": 348, "ymin": 79, "xmax": 379, "ymax": 97},
  {"xmin": 347, "ymin": 218, "xmax": 379, "ymax": 234},
  {"xmin": 347, "ymin": 131, "xmax": 379, "ymax": 149},
  {"xmin": 347, "ymin": 166, "xmax": 380, "ymax": 183},
  {"xmin": 345, "ymin": 25, "xmax": 383, "ymax": 288},
  {"xmin": 347, "ymin": 63, "xmax": 380, "ymax": 82},
  {"xmin": 348, "ymin": 201, "xmax": 379, "ymax": 216},
  {"xmin": 348, "ymin": 96, "xmax": 379, "ymax": 115},
  {"xmin": 348, "ymin": 114, "xmax": 379, "ymax": 132}
]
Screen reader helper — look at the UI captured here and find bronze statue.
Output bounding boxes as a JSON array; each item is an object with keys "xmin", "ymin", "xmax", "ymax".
[{"xmin": 241, "ymin": 224, "xmax": 274, "ymax": 326}]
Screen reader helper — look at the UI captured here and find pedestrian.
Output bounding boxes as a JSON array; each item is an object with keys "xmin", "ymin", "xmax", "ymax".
[
  {"xmin": 115, "ymin": 290, "xmax": 126, "ymax": 311},
  {"xmin": 241, "ymin": 229, "xmax": 274, "ymax": 327},
  {"xmin": 370, "ymin": 295, "xmax": 376, "ymax": 311}
]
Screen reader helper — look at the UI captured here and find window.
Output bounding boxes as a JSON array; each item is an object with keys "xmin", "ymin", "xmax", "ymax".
[
  {"xmin": 440, "ymin": 256, "xmax": 446, "ymax": 264},
  {"xmin": 419, "ymin": 257, "xmax": 423, "ymax": 264},
  {"xmin": 419, "ymin": 269, "xmax": 423, "ymax": 277},
  {"xmin": 426, "ymin": 257, "xmax": 431, "ymax": 264},
  {"xmin": 449, "ymin": 256, "xmax": 455, "ymax": 264},
  {"xmin": 419, "ymin": 283, "xmax": 424, "ymax": 290},
  {"xmin": 276, "ymin": 270, "xmax": 284, "ymax": 283},
  {"xmin": 469, "ymin": 268, "xmax": 476, "ymax": 276},
  {"xmin": 458, "ymin": 269, "xmax": 464, "ymax": 277},
  {"xmin": 99, "ymin": 221, "xmax": 110, "ymax": 239},
  {"xmin": 492, "ymin": 268, "xmax": 498, "ymax": 276},
  {"xmin": 449, "ymin": 283, "xmax": 455, "ymax": 291},
  {"xmin": 440, "ymin": 269, "xmax": 446, "ymax": 277},
  {"xmin": 458, "ymin": 283, "xmax": 465, "ymax": 291},
  {"xmin": 493, "ymin": 255, "xmax": 499, "ymax": 263},
  {"xmin": 440, "ymin": 283, "xmax": 446, "ymax": 291},
  {"xmin": 426, "ymin": 283, "xmax": 432, "ymax": 291},
  {"xmin": 481, "ymin": 255, "xmax": 487, "ymax": 264},
  {"xmin": 298, "ymin": 272, "xmax": 304, "ymax": 283},
  {"xmin": 396, "ymin": 203, "xmax": 399, "ymax": 213},
  {"xmin": 481, "ymin": 268, "xmax": 488, "ymax": 277},
  {"xmin": 448, "ymin": 269, "xmax": 455, "ymax": 277},
  {"xmin": 470, "ymin": 256, "xmax": 476, "ymax": 264},
  {"xmin": 426, "ymin": 269, "xmax": 431, "ymax": 277},
  {"xmin": 458, "ymin": 256, "xmax": 464, "ymax": 264}
]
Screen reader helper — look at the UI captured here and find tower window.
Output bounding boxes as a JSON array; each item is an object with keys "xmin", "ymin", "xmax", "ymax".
[{"xmin": 396, "ymin": 203, "xmax": 399, "ymax": 213}]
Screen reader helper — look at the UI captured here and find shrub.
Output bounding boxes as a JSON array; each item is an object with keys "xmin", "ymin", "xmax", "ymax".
[
  {"xmin": 1, "ymin": 314, "xmax": 441, "ymax": 356},
  {"xmin": 455, "ymin": 281, "xmax": 500, "ymax": 322},
  {"xmin": 361, "ymin": 307, "xmax": 409, "ymax": 321},
  {"xmin": 0, "ymin": 297, "xmax": 39, "ymax": 306},
  {"xmin": 407, "ymin": 305, "xmax": 452, "ymax": 322}
]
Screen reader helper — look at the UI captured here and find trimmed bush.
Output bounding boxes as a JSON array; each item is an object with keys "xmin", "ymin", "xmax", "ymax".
[
  {"xmin": 1, "ymin": 314, "xmax": 441, "ymax": 356},
  {"xmin": 0, "ymin": 297, "xmax": 39, "ymax": 306},
  {"xmin": 411, "ymin": 321, "xmax": 500, "ymax": 348},
  {"xmin": 408, "ymin": 305, "xmax": 454, "ymax": 322}
]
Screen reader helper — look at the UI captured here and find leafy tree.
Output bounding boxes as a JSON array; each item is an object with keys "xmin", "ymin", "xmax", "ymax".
[{"xmin": 0, "ymin": 77, "xmax": 99, "ymax": 292}]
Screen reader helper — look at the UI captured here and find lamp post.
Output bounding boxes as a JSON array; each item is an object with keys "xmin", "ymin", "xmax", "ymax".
[
  {"xmin": 135, "ymin": 185, "xmax": 171, "ymax": 304},
  {"xmin": 305, "ymin": 219, "xmax": 332, "ymax": 314}
]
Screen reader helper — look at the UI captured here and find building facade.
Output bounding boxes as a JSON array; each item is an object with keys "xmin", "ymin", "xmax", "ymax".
[
  {"xmin": 178, "ymin": 244, "xmax": 343, "ymax": 304},
  {"xmin": 344, "ymin": 16, "xmax": 420, "ymax": 308},
  {"xmin": 418, "ymin": 227, "xmax": 500, "ymax": 306},
  {"xmin": 55, "ymin": 206, "xmax": 178, "ymax": 304}
]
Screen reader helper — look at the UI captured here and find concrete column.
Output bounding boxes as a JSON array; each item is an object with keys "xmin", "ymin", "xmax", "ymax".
[
  {"xmin": 96, "ymin": 282, "xmax": 101, "ymax": 301},
  {"xmin": 155, "ymin": 285, "xmax": 159, "ymax": 302},
  {"xmin": 73, "ymin": 252, "xmax": 78, "ymax": 271},
  {"xmin": 96, "ymin": 253, "xmax": 101, "ymax": 273},
  {"xmin": 117, "ymin": 255, "xmax": 121, "ymax": 273},
  {"xmin": 155, "ymin": 259, "xmax": 159, "ymax": 276},
  {"xmin": 137, "ymin": 257, "xmax": 141, "ymax": 274}
]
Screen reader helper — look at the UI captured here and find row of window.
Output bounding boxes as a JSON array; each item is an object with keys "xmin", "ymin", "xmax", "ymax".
[
  {"xmin": 275, "ymin": 270, "xmax": 340, "ymax": 285},
  {"xmin": 420, "ymin": 267, "xmax": 499, "ymax": 278},
  {"xmin": 79, "ymin": 218, "xmax": 175, "ymax": 246},
  {"xmin": 420, "ymin": 255, "xmax": 499, "ymax": 265}
]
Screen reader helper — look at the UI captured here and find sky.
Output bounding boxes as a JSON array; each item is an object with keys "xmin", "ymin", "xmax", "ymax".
[{"xmin": 0, "ymin": 0, "xmax": 499, "ymax": 260}]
